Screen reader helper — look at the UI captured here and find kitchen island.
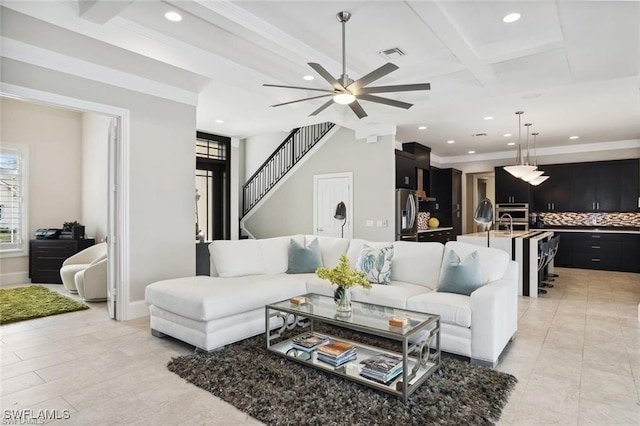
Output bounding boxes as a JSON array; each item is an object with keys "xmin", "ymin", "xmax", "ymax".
[{"xmin": 457, "ymin": 230, "xmax": 554, "ymax": 298}]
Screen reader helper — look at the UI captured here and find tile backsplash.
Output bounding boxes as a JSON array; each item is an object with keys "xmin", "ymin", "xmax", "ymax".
[{"xmin": 539, "ymin": 212, "xmax": 640, "ymax": 227}]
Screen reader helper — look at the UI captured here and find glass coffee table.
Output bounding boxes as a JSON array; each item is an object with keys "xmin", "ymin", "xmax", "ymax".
[{"xmin": 265, "ymin": 293, "xmax": 440, "ymax": 403}]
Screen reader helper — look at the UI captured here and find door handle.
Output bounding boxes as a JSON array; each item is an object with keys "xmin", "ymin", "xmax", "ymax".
[
  {"xmin": 596, "ymin": 202, "xmax": 600, "ymax": 210},
  {"xmin": 591, "ymin": 235, "xmax": 601, "ymax": 238},
  {"xmin": 591, "ymin": 246, "xmax": 600, "ymax": 249},
  {"xmin": 591, "ymin": 258, "xmax": 601, "ymax": 262}
]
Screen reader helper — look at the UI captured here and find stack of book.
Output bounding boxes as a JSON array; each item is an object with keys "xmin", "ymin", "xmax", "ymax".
[
  {"xmin": 359, "ymin": 353, "xmax": 404, "ymax": 384},
  {"xmin": 291, "ymin": 333, "xmax": 330, "ymax": 352},
  {"xmin": 316, "ymin": 341, "xmax": 357, "ymax": 367}
]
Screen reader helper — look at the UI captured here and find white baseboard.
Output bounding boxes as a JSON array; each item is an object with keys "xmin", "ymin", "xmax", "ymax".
[
  {"xmin": 126, "ymin": 299, "xmax": 149, "ymax": 320},
  {"xmin": 0, "ymin": 272, "xmax": 30, "ymax": 287}
]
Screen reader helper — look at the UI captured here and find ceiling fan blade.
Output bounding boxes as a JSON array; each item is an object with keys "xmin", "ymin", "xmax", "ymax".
[
  {"xmin": 358, "ymin": 83, "xmax": 431, "ymax": 94},
  {"xmin": 309, "ymin": 99, "xmax": 335, "ymax": 116},
  {"xmin": 308, "ymin": 63, "xmax": 346, "ymax": 91},
  {"xmin": 348, "ymin": 63, "xmax": 399, "ymax": 92},
  {"xmin": 263, "ymin": 84, "xmax": 335, "ymax": 93},
  {"xmin": 270, "ymin": 94, "xmax": 333, "ymax": 108},
  {"xmin": 357, "ymin": 94, "xmax": 413, "ymax": 110},
  {"xmin": 348, "ymin": 100, "xmax": 368, "ymax": 119}
]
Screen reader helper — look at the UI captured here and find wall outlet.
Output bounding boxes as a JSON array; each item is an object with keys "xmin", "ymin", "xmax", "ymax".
[
  {"xmin": 365, "ymin": 220, "xmax": 374, "ymax": 227},
  {"xmin": 382, "ymin": 219, "xmax": 388, "ymax": 227},
  {"xmin": 376, "ymin": 220, "xmax": 383, "ymax": 227}
]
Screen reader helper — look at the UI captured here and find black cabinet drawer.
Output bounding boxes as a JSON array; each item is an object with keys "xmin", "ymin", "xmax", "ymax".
[
  {"xmin": 573, "ymin": 251, "xmax": 621, "ymax": 270},
  {"xmin": 573, "ymin": 233, "xmax": 620, "ymax": 243},
  {"xmin": 573, "ymin": 239, "xmax": 619, "ymax": 253}
]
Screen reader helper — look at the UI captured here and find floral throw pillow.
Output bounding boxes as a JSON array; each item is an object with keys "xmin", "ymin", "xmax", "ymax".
[{"xmin": 356, "ymin": 244, "xmax": 394, "ymax": 284}]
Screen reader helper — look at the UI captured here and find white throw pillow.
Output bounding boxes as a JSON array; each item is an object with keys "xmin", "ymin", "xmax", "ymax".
[
  {"xmin": 356, "ymin": 244, "xmax": 394, "ymax": 284},
  {"xmin": 210, "ymin": 240, "xmax": 266, "ymax": 277}
]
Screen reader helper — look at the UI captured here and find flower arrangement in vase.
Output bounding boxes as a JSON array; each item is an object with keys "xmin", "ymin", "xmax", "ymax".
[{"xmin": 316, "ymin": 254, "xmax": 371, "ymax": 317}]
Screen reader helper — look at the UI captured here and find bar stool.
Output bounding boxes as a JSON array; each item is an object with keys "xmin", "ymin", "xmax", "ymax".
[
  {"xmin": 541, "ymin": 236, "xmax": 560, "ymax": 288},
  {"xmin": 537, "ymin": 240, "xmax": 550, "ymax": 295}
]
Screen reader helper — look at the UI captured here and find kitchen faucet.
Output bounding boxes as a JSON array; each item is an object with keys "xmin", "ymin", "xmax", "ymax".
[{"xmin": 500, "ymin": 213, "xmax": 513, "ymax": 236}]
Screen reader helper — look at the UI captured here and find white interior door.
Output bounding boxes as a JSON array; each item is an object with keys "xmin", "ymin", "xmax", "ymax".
[
  {"xmin": 313, "ymin": 172, "xmax": 353, "ymax": 238},
  {"xmin": 107, "ymin": 118, "xmax": 118, "ymax": 319}
]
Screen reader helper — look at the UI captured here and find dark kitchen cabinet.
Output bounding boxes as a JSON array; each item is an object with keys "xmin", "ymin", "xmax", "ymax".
[
  {"xmin": 418, "ymin": 229, "xmax": 452, "ymax": 244},
  {"xmin": 620, "ymin": 234, "xmax": 640, "ymax": 273},
  {"xmin": 572, "ymin": 233, "xmax": 621, "ymax": 271},
  {"xmin": 495, "ymin": 166, "xmax": 530, "ymax": 204},
  {"xmin": 395, "ymin": 150, "xmax": 416, "ymax": 189},
  {"xmin": 29, "ymin": 239, "xmax": 95, "ymax": 284},
  {"xmin": 402, "ymin": 142, "xmax": 431, "ymax": 170},
  {"xmin": 531, "ymin": 164, "xmax": 572, "ymax": 212},
  {"xmin": 429, "ymin": 168, "xmax": 462, "ymax": 237},
  {"xmin": 619, "ymin": 159, "xmax": 639, "ymax": 212},
  {"xmin": 571, "ymin": 161, "xmax": 621, "ymax": 212},
  {"xmin": 553, "ymin": 232, "xmax": 574, "ymax": 267}
]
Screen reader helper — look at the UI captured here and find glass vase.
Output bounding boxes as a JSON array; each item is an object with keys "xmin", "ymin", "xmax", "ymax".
[{"xmin": 334, "ymin": 286, "xmax": 352, "ymax": 317}]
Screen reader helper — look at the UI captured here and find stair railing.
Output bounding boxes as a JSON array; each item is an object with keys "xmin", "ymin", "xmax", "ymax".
[{"xmin": 242, "ymin": 122, "xmax": 335, "ymax": 217}]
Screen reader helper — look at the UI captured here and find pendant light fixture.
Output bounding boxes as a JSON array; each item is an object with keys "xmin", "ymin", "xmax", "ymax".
[
  {"xmin": 504, "ymin": 111, "xmax": 537, "ymax": 178},
  {"xmin": 527, "ymin": 132, "xmax": 550, "ymax": 186},
  {"xmin": 520, "ymin": 124, "xmax": 544, "ymax": 182}
]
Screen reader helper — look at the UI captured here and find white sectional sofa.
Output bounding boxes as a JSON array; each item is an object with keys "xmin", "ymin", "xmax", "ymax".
[{"xmin": 145, "ymin": 235, "xmax": 518, "ymax": 366}]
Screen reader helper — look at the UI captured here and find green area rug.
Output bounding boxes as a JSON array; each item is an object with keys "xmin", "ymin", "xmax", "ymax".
[{"xmin": 0, "ymin": 285, "xmax": 88, "ymax": 325}]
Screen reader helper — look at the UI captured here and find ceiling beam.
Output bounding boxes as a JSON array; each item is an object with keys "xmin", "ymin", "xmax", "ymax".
[{"xmin": 78, "ymin": 0, "xmax": 135, "ymax": 24}]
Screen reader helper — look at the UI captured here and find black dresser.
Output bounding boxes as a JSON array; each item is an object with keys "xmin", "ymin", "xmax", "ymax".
[{"xmin": 29, "ymin": 239, "xmax": 96, "ymax": 284}]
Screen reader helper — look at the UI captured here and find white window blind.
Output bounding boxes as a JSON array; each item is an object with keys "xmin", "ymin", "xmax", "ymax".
[{"xmin": 0, "ymin": 146, "xmax": 27, "ymax": 254}]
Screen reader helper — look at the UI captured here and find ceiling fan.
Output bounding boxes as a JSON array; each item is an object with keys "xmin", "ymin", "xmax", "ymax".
[{"xmin": 263, "ymin": 11, "xmax": 431, "ymax": 119}]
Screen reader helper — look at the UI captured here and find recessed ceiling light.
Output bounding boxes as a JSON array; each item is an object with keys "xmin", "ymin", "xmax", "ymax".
[
  {"xmin": 503, "ymin": 133, "xmax": 512, "ymax": 137},
  {"xmin": 215, "ymin": 119, "xmax": 224, "ymax": 124},
  {"xmin": 507, "ymin": 142, "xmax": 515, "ymax": 146},
  {"xmin": 165, "ymin": 11, "xmax": 182, "ymax": 22},
  {"xmin": 303, "ymin": 75, "xmax": 314, "ymax": 81},
  {"xmin": 468, "ymin": 150, "xmax": 476, "ymax": 154},
  {"xmin": 418, "ymin": 126, "xmax": 427, "ymax": 130},
  {"xmin": 447, "ymin": 140, "xmax": 455, "ymax": 144},
  {"xmin": 503, "ymin": 12, "xmax": 521, "ymax": 23},
  {"xmin": 569, "ymin": 135, "xmax": 579, "ymax": 140},
  {"xmin": 483, "ymin": 116, "xmax": 493, "ymax": 120}
]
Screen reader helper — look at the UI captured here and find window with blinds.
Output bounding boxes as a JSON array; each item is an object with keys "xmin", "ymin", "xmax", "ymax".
[{"xmin": 0, "ymin": 145, "xmax": 28, "ymax": 255}]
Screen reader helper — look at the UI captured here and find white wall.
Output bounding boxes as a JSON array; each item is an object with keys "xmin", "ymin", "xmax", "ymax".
[
  {"xmin": 81, "ymin": 112, "xmax": 109, "ymax": 242},
  {"xmin": 0, "ymin": 98, "xmax": 82, "ymax": 282},
  {"xmin": 244, "ymin": 127, "xmax": 395, "ymax": 241},
  {"xmin": 2, "ymin": 58, "xmax": 197, "ymax": 314}
]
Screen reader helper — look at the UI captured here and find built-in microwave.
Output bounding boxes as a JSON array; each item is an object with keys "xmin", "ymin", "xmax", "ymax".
[{"xmin": 495, "ymin": 203, "xmax": 529, "ymax": 231}]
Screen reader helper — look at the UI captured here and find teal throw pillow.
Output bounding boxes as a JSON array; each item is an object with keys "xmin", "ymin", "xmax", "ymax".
[
  {"xmin": 287, "ymin": 238, "xmax": 323, "ymax": 274},
  {"xmin": 356, "ymin": 244, "xmax": 394, "ymax": 284},
  {"xmin": 437, "ymin": 249, "xmax": 484, "ymax": 296}
]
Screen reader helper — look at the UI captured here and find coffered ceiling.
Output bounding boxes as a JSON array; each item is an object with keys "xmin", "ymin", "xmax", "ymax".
[{"xmin": 1, "ymin": 1, "xmax": 639, "ymax": 160}]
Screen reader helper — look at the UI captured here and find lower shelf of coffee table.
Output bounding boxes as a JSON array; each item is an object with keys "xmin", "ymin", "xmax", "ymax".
[{"xmin": 267, "ymin": 331, "xmax": 439, "ymax": 401}]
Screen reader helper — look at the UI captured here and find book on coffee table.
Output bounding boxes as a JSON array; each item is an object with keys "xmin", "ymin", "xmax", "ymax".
[
  {"xmin": 291, "ymin": 333, "xmax": 330, "ymax": 352},
  {"xmin": 359, "ymin": 353, "xmax": 403, "ymax": 383},
  {"xmin": 316, "ymin": 341, "xmax": 357, "ymax": 367}
]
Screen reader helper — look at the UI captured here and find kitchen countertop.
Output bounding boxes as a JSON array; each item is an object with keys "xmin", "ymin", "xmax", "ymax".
[
  {"xmin": 418, "ymin": 227, "xmax": 453, "ymax": 233},
  {"xmin": 541, "ymin": 227, "xmax": 640, "ymax": 235}
]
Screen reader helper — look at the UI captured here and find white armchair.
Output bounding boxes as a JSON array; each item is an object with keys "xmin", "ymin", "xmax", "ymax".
[
  {"xmin": 60, "ymin": 243, "xmax": 107, "ymax": 293},
  {"xmin": 75, "ymin": 257, "xmax": 107, "ymax": 301}
]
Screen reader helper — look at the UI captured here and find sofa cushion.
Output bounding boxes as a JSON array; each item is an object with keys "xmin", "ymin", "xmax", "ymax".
[
  {"xmin": 351, "ymin": 281, "xmax": 429, "ymax": 309},
  {"xmin": 406, "ymin": 292, "xmax": 472, "ymax": 328},
  {"xmin": 355, "ymin": 244, "xmax": 394, "ymax": 284},
  {"xmin": 346, "ymin": 239, "xmax": 391, "ymax": 267},
  {"xmin": 437, "ymin": 249, "xmax": 484, "ymax": 296},
  {"xmin": 145, "ymin": 274, "xmax": 307, "ymax": 321},
  {"xmin": 443, "ymin": 241, "xmax": 509, "ymax": 284},
  {"xmin": 307, "ymin": 235, "xmax": 350, "ymax": 268},
  {"xmin": 258, "ymin": 235, "xmax": 304, "ymax": 275},
  {"xmin": 210, "ymin": 240, "xmax": 266, "ymax": 277},
  {"xmin": 287, "ymin": 238, "xmax": 323, "ymax": 274},
  {"xmin": 390, "ymin": 241, "xmax": 444, "ymax": 289}
]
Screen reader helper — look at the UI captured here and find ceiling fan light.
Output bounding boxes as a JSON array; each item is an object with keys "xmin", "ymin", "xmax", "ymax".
[
  {"xmin": 529, "ymin": 175, "xmax": 550, "ymax": 186},
  {"xmin": 333, "ymin": 93, "xmax": 356, "ymax": 105},
  {"xmin": 520, "ymin": 170, "xmax": 544, "ymax": 182}
]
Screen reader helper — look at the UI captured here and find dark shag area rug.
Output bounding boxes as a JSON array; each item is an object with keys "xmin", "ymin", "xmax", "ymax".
[
  {"xmin": 0, "ymin": 285, "xmax": 88, "ymax": 325},
  {"xmin": 168, "ymin": 325, "xmax": 517, "ymax": 425}
]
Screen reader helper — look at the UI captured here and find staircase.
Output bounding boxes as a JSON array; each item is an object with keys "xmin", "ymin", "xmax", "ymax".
[{"xmin": 242, "ymin": 122, "xmax": 335, "ymax": 217}]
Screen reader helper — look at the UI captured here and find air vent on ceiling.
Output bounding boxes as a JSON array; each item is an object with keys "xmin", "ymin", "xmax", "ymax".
[
  {"xmin": 378, "ymin": 47, "xmax": 405, "ymax": 60},
  {"xmin": 472, "ymin": 133, "xmax": 488, "ymax": 137}
]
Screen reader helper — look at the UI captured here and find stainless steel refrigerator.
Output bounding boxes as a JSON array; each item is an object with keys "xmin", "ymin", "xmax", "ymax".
[{"xmin": 396, "ymin": 188, "xmax": 419, "ymax": 241}]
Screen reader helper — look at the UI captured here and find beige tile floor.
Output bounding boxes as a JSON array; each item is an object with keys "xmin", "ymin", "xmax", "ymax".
[{"xmin": 1, "ymin": 267, "xmax": 639, "ymax": 425}]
